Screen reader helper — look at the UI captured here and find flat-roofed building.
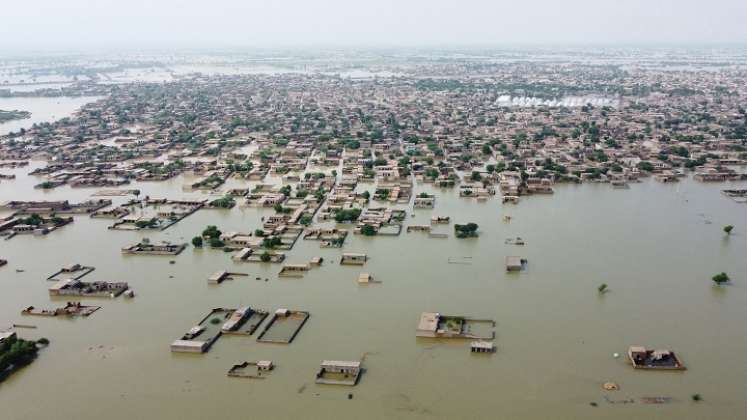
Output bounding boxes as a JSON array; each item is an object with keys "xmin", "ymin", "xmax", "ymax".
[{"xmin": 416, "ymin": 312, "xmax": 440, "ymax": 337}]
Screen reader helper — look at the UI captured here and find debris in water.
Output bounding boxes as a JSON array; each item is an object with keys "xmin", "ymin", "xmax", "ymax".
[
  {"xmin": 640, "ymin": 397, "xmax": 672, "ymax": 404},
  {"xmin": 603, "ymin": 382, "xmax": 619, "ymax": 391}
]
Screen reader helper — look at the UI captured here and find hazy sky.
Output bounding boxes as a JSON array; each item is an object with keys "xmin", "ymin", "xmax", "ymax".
[{"xmin": 2, "ymin": 0, "xmax": 747, "ymax": 49}]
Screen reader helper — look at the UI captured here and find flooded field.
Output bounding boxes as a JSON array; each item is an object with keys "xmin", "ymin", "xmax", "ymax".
[
  {"xmin": 0, "ymin": 96, "xmax": 101, "ymax": 136},
  {"xmin": 0, "ymin": 157, "xmax": 745, "ymax": 419}
]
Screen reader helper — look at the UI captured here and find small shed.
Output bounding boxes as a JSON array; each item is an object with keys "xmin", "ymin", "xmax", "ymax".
[
  {"xmin": 471, "ymin": 341, "xmax": 495, "ymax": 353},
  {"xmin": 505, "ymin": 256, "xmax": 525, "ymax": 271},
  {"xmin": 257, "ymin": 360, "xmax": 274, "ymax": 371},
  {"xmin": 341, "ymin": 253, "xmax": 367, "ymax": 265}
]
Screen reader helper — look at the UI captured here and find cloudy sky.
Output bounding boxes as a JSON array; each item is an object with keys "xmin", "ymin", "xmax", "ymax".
[{"xmin": 2, "ymin": 0, "xmax": 746, "ymax": 50}]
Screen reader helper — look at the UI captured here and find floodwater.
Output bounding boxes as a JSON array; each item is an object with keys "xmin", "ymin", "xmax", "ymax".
[
  {"xmin": 1, "ymin": 139, "xmax": 746, "ymax": 418},
  {"xmin": 0, "ymin": 96, "xmax": 101, "ymax": 136}
]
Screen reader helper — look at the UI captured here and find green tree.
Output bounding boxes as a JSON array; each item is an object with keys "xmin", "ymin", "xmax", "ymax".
[
  {"xmin": 724, "ymin": 225, "xmax": 734, "ymax": 235},
  {"xmin": 22, "ymin": 213, "xmax": 43, "ymax": 226},
  {"xmin": 712, "ymin": 272, "xmax": 730, "ymax": 285},
  {"xmin": 334, "ymin": 208, "xmax": 361, "ymax": 223},
  {"xmin": 210, "ymin": 196, "xmax": 235, "ymax": 208},
  {"xmin": 191, "ymin": 236, "xmax": 203, "ymax": 247},
  {"xmin": 454, "ymin": 223, "xmax": 479, "ymax": 238},
  {"xmin": 202, "ymin": 225, "xmax": 221, "ymax": 239},
  {"xmin": 360, "ymin": 224, "xmax": 377, "ymax": 236}
]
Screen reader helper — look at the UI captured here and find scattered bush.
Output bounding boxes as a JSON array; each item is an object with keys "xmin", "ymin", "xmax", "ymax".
[
  {"xmin": 334, "ymin": 208, "xmax": 361, "ymax": 223},
  {"xmin": 202, "ymin": 225, "xmax": 221, "ymax": 239},
  {"xmin": 712, "ymin": 272, "xmax": 730, "ymax": 285},
  {"xmin": 360, "ymin": 224, "xmax": 377, "ymax": 236},
  {"xmin": 454, "ymin": 223, "xmax": 479, "ymax": 238}
]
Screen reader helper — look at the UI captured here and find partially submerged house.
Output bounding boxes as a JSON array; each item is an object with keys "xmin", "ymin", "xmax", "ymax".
[
  {"xmin": 340, "ymin": 253, "xmax": 367, "ymax": 265},
  {"xmin": 48, "ymin": 279, "xmax": 129, "ymax": 297},
  {"xmin": 22, "ymin": 302, "xmax": 101, "ymax": 317},
  {"xmin": 121, "ymin": 241, "xmax": 186, "ymax": 256},
  {"xmin": 228, "ymin": 360, "xmax": 274, "ymax": 379},
  {"xmin": 171, "ymin": 308, "xmax": 235, "ymax": 353},
  {"xmin": 256, "ymin": 308, "xmax": 310, "ymax": 344},
  {"xmin": 470, "ymin": 341, "xmax": 495, "ymax": 353},
  {"xmin": 278, "ymin": 264, "xmax": 310, "ymax": 277},
  {"xmin": 315, "ymin": 360, "xmax": 362, "ymax": 386},
  {"xmin": 505, "ymin": 256, "xmax": 527, "ymax": 271},
  {"xmin": 416, "ymin": 312, "xmax": 494, "ymax": 339},
  {"xmin": 628, "ymin": 346, "xmax": 685, "ymax": 370}
]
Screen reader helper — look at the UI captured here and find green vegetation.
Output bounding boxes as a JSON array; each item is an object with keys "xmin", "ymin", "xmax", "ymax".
[
  {"xmin": 724, "ymin": 225, "xmax": 734, "ymax": 235},
  {"xmin": 637, "ymin": 161, "xmax": 654, "ymax": 172},
  {"xmin": 691, "ymin": 394, "xmax": 702, "ymax": 402},
  {"xmin": 299, "ymin": 214, "xmax": 313, "ymax": 226},
  {"xmin": 135, "ymin": 218, "xmax": 159, "ymax": 229},
  {"xmin": 260, "ymin": 251, "xmax": 272, "ymax": 262},
  {"xmin": 360, "ymin": 224, "xmax": 377, "ymax": 236},
  {"xmin": 273, "ymin": 203, "xmax": 292, "ymax": 214},
  {"xmin": 202, "ymin": 225, "xmax": 221, "ymax": 239},
  {"xmin": 209, "ymin": 238, "xmax": 225, "ymax": 248},
  {"xmin": 209, "ymin": 196, "xmax": 235, "ymax": 208},
  {"xmin": 261, "ymin": 236, "xmax": 283, "ymax": 249},
  {"xmin": 454, "ymin": 223, "xmax": 479, "ymax": 238},
  {"xmin": 209, "ymin": 318, "xmax": 222, "ymax": 325},
  {"xmin": 334, "ymin": 208, "xmax": 361, "ymax": 223},
  {"xmin": 37, "ymin": 181, "xmax": 57, "ymax": 189},
  {"xmin": 684, "ymin": 156, "xmax": 707, "ymax": 169},
  {"xmin": 20, "ymin": 213, "xmax": 44, "ymax": 226},
  {"xmin": 374, "ymin": 189, "xmax": 390, "ymax": 200},
  {"xmin": 598, "ymin": 284, "xmax": 608, "ymax": 294},
  {"xmin": 191, "ymin": 236, "xmax": 203, "ymax": 247},
  {"xmin": 712, "ymin": 272, "xmax": 730, "ymax": 285},
  {"xmin": 0, "ymin": 335, "xmax": 39, "ymax": 383}
]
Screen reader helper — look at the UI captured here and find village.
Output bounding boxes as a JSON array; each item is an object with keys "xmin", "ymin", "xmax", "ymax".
[{"xmin": 0, "ymin": 51, "xmax": 745, "ymax": 412}]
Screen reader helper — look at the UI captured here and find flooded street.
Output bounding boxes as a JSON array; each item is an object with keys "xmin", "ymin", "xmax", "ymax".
[{"xmin": 0, "ymin": 157, "xmax": 745, "ymax": 419}]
